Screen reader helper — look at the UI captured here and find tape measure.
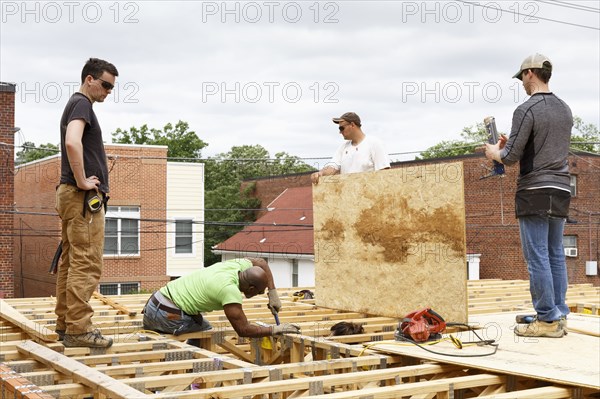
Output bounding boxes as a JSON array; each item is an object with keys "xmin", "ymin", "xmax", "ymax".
[{"xmin": 87, "ymin": 194, "xmax": 103, "ymax": 213}]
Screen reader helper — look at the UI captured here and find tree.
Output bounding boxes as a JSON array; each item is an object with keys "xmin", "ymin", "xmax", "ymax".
[
  {"xmin": 203, "ymin": 145, "xmax": 313, "ymax": 265},
  {"xmin": 15, "ymin": 142, "xmax": 59, "ymax": 164},
  {"xmin": 417, "ymin": 123, "xmax": 490, "ymax": 160},
  {"xmin": 571, "ymin": 117, "xmax": 600, "ymax": 153},
  {"xmin": 204, "ymin": 145, "xmax": 314, "ymax": 190},
  {"xmin": 112, "ymin": 120, "xmax": 208, "ymax": 160},
  {"xmin": 418, "ymin": 117, "xmax": 599, "ymax": 159}
]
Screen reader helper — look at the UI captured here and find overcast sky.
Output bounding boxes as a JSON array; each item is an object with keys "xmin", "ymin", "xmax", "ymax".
[{"xmin": 2, "ymin": 0, "xmax": 599, "ymax": 167}]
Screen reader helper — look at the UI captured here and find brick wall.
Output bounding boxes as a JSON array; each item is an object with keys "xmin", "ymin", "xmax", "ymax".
[
  {"xmin": 0, "ymin": 83, "xmax": 16, "ymax": 298},
  {"xmin": 102, "ymin": 144, "xmax": 170, "ymax": 292},
  {"xmin": 13, "ymin": 156, "xmax": 61, "ymax": 297},
  {"xmin": 243, "ymin": 153, "xmax": 600, "ymax": 286},
  {"xmin": 13, "ymin": 144, "xmax": 170, "ymax": 298}
]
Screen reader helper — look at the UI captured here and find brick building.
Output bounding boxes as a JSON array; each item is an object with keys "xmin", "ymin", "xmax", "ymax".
[
  {"xmin": 13, "ymin": 144, "xmax": 204, "ymax": 298},
  {"xmin": 240, "ymin": 153, "xmax": 599, "ymax": 286},
  {"xmin": 0, "ymin": 82, "xmax": 16, "ymax": 298}
]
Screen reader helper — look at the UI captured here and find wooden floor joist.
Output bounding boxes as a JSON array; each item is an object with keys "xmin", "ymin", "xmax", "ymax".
[{"xmin": 0, "ymin": 279, "xmax": 598, "ymax": 398}]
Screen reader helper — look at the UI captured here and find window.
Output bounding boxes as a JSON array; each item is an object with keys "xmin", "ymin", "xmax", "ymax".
[
  {"xmin": 569, "ymin": 175, "xmax": 577, "ymax": 197},
  {"xmin": 292, "ymin": 259, "xmax": 299, "ymax": 287},
  {"xmin": 175, "ymin": 219, "xmax": 193, "ymax": 254},
  {"xmin": 563, "ymin": 235, "xmax": 577, "ymax": 248},
  {"xmin": 104, "ymin": 206, "xmax": 140, "ymax": 256},
  {"xmin": 99, "ymin": 282, "xmax": 140, "ymax": 295},
  {"xmin": 563, "ymin": 235, "xmax": 578, "ymax": 257}
]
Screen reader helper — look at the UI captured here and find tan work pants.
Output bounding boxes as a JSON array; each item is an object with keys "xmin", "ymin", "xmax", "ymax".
[{"xmin": 55, "ymin": 184, "xmax": 105, "ymax": 334}]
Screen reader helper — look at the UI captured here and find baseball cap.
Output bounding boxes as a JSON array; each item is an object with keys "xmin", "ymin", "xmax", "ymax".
[
  {"xmin": 513, "ymin": 53, "xmax": 552, "ymax": 80},
  {"xmin": 332, "ymin": 112, "xmax": 361, "ymax": 126}
]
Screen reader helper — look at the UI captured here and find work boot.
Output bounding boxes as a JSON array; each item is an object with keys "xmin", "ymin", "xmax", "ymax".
[
  {"xmin": 63, "ymin": 329, "xmax": 113, "ymax": 348},
  {"xmin": 516, "ymin": 315, "xmax": 568, "ymax": 335},
  {"xmin": 514, "ymin": 317, "xmax": 565, "ymax": 338},
  {"xmin": 560, "ymin": 316, "xmax": 568, "ymax": 335},
  {"xmin": 55, "ymin": 329, "xmax": 65, "ymax": 341}
]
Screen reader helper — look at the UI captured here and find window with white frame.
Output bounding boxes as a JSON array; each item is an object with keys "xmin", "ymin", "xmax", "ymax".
[
  {"xmin": 104, "ymin": 206, "xmax": 140, "ymax": 256},
  {"xmin": 99, "ymin": 282, "xmax": 140, "ymax": 295},
  {"xmin": 569, "ymin": 175, "xmax": 577, "ymax": 197},
  {"xmin": 174, "ymin": 219, "xmax": 194, "ymax": 254}
]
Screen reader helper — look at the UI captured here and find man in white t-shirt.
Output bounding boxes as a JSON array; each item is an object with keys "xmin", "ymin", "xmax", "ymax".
[{"xmin": 311, "ymin": 112, "xmax": 390, "ymax": 184}]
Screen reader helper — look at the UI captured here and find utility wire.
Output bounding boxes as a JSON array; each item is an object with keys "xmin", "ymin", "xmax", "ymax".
[
  {"xmin": 536, "ymin": 0, "xmax": 600, "ymax": 13},
  {"xmin": 7, "ymin": 140, "xmax": 598, "ymax": 163},
  {"xmin": 456, "ymin": 0, "xmax": 600, "ymax": 30}
]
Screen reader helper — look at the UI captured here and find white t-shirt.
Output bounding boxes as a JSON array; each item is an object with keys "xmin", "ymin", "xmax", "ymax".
[{"xmin": 326, "ymin": 136, "xmax": 390, "ymax": 174}]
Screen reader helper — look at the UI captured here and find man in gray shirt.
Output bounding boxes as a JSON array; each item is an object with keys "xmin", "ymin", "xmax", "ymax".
[{"xmin": 486, "ymin": 53, "xmax": 572, "ymax": 338}]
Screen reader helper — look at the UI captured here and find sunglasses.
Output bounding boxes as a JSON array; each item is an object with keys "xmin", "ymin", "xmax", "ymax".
[
  {"xmin": 339, "ymin": 123, "xmax": 350, "ymax": 132},
  {"xmin": 96, "ymin": 77, "xmax": 114, "ymax": 91}
]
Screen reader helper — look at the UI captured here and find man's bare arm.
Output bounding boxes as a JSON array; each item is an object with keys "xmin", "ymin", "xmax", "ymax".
[{"xmin": 223, "ymin": 303, "xmax": 272, "ymax": 337}]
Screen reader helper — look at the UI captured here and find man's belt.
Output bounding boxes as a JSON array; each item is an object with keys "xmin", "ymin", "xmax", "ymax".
[{"xmin": 150, "ymin": 294, "xmax": 183, "ymax": 315}]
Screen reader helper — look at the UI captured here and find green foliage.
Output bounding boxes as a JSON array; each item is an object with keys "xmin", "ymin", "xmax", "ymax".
[
  {"xmin": 203, "ymin": 145, "xmax": 313, "ymax": 265},
  {"xmin": 571, "ymin": 117, "xmax": 599, "ymax": 153},
  {"xmin": 204, "ymin": 145, "xmax": 313, "ymax": 190},
  {"xmin": 15, "ymin": 142, "xmax": 59, "ymax": 164},
  {"xmin": 418, "ymin": 117, "xmax": 600, "ymax": 159},
  {"xmin": 417, "ymin": 123, "xmax": 489, "ymax": 160},
  {"xmin": 204, "ymin": 183, "xmax": 261, "ymax": 265},
  {"xmin": 112, "ymin": 120, "xmax": 208, "ymax": 160}
]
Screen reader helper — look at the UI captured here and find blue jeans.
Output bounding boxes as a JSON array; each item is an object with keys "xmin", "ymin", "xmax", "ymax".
[
  {"xmin": 142, "ymin": 296, "xmax": 212, "ymax": 336},
  {"xmin": 518, "ymin": 215, "xmax": 570, "ymax": 321}
]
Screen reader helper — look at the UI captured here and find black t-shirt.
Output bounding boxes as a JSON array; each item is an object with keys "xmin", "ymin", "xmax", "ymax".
[{"xmin": 59, "ymin": 93, "xmax": 109, "ymax": 193}]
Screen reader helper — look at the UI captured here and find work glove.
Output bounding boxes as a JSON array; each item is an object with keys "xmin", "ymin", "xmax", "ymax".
[
  {"xmin": 267, "ymin": 288, "xmax": 282, "ymax": 315},
  {"xmin": 271, "ymin": 323, "xmax": 301, "ymax": 336}
]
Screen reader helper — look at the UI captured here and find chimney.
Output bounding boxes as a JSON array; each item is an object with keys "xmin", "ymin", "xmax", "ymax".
[{"xmin": 0, "ymin": 82, "xmax": 16, "ymax": 298}]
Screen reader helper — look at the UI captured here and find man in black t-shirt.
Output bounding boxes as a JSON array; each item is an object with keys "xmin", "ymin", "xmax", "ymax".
[{"xmin": 56, "ymin": 58, "xmax": 118, "ymax": 348}]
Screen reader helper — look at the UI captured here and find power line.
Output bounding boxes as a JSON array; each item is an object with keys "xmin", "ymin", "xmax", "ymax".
[
  {"xmin": 536, "ymin": 0, "xmax": 600, "ymax": 13},
  {"xmin": 456, "ymin": 0, "xmax": 600, "ymax": 30},
  {"xmin": 5, "ymin": 136, "xmax": 600, "ymax": 165}
]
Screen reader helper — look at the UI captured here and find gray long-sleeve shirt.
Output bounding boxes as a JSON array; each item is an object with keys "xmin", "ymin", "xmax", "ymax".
[{"xmin": 500, "ymin": 92, "xmax": 572, "ymax": 192}]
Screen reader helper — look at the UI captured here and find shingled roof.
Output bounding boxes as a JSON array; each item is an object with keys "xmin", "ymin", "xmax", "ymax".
[{"xmin": 214, "ymin": 186, "xmax": 313, "ymax": 255}]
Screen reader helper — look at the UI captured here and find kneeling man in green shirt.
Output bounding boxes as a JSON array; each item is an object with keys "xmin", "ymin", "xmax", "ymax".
[{"xmin": 143, "ymin": 258, "xmax": 301, "ymax": 340}]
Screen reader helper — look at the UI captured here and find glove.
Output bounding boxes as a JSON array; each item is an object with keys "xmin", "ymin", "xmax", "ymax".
[
  {"xmin": 272, "ymin": 323, "xmax": 301, "ymax": 336},
  {"xmin": 267, "ymin": 288, "xmax": 282, "ymax": 315}
]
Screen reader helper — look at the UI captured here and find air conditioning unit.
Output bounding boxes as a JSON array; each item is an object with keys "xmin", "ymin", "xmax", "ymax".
[{"xmin": 564, "ymin": 247, "xmax": 578, "ymax": 257}]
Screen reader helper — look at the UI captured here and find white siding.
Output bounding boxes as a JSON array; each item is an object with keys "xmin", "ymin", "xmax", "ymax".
[
  {"xmin": 297, "ymin": 259, "xmax": 315, "ymax": 287},
  {"xmin": 220, "ymin": 253, "xmax": 315, "ymax": 288},
  {"xmin": 166, "ymin": 162, "xmax": 204, "ymax": 276}
]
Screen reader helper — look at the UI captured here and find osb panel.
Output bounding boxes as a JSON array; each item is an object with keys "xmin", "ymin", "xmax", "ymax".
[{"xmin": 313, "ymin": 162, "xmax": 467, "ymax": 323}]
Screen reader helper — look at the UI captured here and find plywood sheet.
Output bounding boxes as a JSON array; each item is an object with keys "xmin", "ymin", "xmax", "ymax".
[
  {"xmin": 313, "ymin": 162, "xmax": 467, "ymax": 322},
  {"xmin": 369, "ymin": 311, "xmax": 600, "ymax": 389}
]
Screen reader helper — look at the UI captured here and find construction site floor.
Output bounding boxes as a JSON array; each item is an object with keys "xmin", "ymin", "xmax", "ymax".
[{"xmin": 1, "ymin": 279, "xmax": 599, "ymax": 398}]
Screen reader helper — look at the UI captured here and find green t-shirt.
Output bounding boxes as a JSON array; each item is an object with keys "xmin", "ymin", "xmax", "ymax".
[{"xmin": 160, "ymin": 258, "xmax": 252, "ymax": 315}]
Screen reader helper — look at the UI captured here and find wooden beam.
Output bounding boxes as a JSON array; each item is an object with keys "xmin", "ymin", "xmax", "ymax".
[
  {"xmin": 217, "ymin": 338, "xmax": 255, "ymax": 363},
  {"xmin": 476, "ymin": 386, "xmax": 573, "ymax": 399},
  {"xmin": 16, "ymin": 340, "xmax": 149, "ymax": 399},
  {"xmin": 92, "ymin": 291, "xmax": 137, "ymax": 316},
  {"xmin": 0, "ymin": 299, "xmax": 58, "ymax": 342},
  {"xmin": 301, "ymin": 374, "xmax": 505, "ymax": 399},
  {"xmin": 148, "ymin": 363, "xmax": 459, "ymax": 398}
]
